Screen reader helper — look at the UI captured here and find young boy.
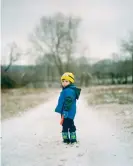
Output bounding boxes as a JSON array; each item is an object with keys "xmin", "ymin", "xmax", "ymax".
[{"xmin": 55, "ymin": 72, "xmax": 81, "ymax": 144}]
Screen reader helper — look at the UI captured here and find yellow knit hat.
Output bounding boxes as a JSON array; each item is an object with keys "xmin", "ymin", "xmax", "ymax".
[{"xmin": 61, "ymin": 72, "xmax": 75, "ymax": 83}]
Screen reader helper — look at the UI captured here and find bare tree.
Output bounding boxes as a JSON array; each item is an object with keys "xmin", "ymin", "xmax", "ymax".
[
  {"xmin": 30, "ymin": 13, "xmax": 81, "ymax": 75},
  {"xmin": 121, "ymin": 32, "xmax": 133, "ymax": 83},
  {"xmin": 2, "ymin": 42, "xmax": 21, "ymax": 72}
]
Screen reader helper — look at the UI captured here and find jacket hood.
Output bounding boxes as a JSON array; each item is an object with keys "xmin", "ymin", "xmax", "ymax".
[{"xmin": 64, "ymin": 84, "xmax": 81, "ymax": 99}]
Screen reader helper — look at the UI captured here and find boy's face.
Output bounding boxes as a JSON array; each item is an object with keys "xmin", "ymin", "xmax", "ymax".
[{"xmin": 62, "ymin": 80, "xmax": 70, "ymax": 87}]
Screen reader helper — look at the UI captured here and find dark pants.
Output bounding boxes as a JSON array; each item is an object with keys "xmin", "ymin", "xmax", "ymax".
[{"xmin": 62, "ymin": 118, "xmax": 76, "ymax": 133}]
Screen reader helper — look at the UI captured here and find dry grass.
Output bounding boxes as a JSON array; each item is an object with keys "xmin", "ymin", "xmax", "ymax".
[
  {"xmin": 87, "ymin": 85, "xmax": 133, "ymax": 105},
  {"xmin": 1, "ymin": 88, "xmax": 53, "ymax": 120}
]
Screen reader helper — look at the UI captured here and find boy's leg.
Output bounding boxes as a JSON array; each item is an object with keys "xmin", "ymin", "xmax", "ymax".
[
  {"xmin": 62, "ymin": 118, "xmax": 70, "ymax": 143},
  {"xmin": 69, "ymin": 119, "xmax": 77, "ymax": 143}
]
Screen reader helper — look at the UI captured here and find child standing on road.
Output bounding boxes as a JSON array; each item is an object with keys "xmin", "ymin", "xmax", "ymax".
[{"xmin": 55, "ymin": 72, "xmax": 81, "ymax": 144}]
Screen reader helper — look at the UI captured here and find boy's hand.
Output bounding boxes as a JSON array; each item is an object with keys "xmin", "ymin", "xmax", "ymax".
[{"xmin": 63, "ymin": 111, "xmax": 68, "ymax": 118}]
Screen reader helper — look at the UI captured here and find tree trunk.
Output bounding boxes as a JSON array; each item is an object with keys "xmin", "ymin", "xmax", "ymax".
[
  {"xmin": 125, "ymin": 73, "xmax": 128, "ymax": 84},
  {"xmin": 132, "ymin": 53, "xmax": 133, "ymax": 84}
]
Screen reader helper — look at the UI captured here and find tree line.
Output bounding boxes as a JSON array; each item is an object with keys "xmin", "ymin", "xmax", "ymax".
[{"xmin": 1, "ymin": 13, "xmax": 133, "ymax": 88}]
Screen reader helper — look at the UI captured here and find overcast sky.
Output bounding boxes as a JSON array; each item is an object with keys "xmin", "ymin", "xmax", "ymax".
[{"xmin": 2, "ymin": 0, "xmax": 133, "ymax": 64}]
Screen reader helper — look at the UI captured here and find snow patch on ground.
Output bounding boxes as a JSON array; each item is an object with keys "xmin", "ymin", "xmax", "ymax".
[{"xmin": 1, "ymin": 92, "xmax": 133, "ymax": 166}]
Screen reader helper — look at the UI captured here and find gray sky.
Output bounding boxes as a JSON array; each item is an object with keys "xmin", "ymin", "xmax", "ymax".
[{"xmin": 2, "ymin": 0, "xmax": 133, "ymax": 64}]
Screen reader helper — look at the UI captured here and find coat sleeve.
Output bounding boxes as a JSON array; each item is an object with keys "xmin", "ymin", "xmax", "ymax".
[
  {"xmin": 55, "ymin": 91, "xmax": 64, "ymax": 114},
  {"xmin": 63, "ymin": 89, "xmax": 75, "ymax": 111}
]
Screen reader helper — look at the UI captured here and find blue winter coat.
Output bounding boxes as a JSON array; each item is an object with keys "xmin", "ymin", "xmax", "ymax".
[{"xmin": 55, "ymin": 84, "xmax": 81, "ymax": 119}]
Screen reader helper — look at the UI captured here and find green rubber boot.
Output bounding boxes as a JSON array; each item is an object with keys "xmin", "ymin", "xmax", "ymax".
[
  {"xmin": 70, "ymin": 132, "xmax": 77, "ymax": 144},
  {"xmin": 62, "ymin": 132, "xmax": 70, "ymax": 144}
]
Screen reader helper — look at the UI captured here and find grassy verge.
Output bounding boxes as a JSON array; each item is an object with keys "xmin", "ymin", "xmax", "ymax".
[
  {"xmin": 1, "ymin": 88, "xmax": 52, "ymax": 120},
  {"xmin": 87, "ymin": 85, "xmax": 133, "ymax": 105},
  {"xmin": 86, "ymin": 85, "xmax": 133, "ymax": 131}
]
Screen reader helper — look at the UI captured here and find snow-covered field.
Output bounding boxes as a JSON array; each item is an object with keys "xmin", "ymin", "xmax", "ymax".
[{"xmin": 1, "ymin": 89, "xmax": 133, "ymax": 166}]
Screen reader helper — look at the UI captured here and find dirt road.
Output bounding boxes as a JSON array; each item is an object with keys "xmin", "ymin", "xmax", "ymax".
[{"xmin": 1, "ymin": 92, "xmax": 133, "ymax": 166}]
